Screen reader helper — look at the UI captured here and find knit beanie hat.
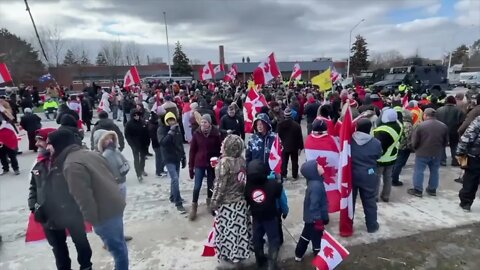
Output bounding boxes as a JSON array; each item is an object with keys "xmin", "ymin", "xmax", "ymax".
[
  {"xmin": 60, "ymin": 114, "xmax": 78, "ymax": 127},
  {"xmin": 47, "ymin": 129, "xmax": 76, "ymax": 157},
  {"xmin": 356, "ymin": 118, "xmax": 372, "ymax": 134},
  {"xmin": 312, "ymin": 119, "xmax": 327, "ymax": 133},
  {"xmin": 201, "ymin": 114, "xmax": 212, "ymax": 124},
  {"xmin": 284, "ymin": 108, "xmax": 292, "ymax": 118}
]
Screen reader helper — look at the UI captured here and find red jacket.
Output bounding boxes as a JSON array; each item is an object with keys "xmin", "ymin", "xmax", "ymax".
[{"xmin": 188, "ymin": 127, "xmax": 222, "ymax": 168}]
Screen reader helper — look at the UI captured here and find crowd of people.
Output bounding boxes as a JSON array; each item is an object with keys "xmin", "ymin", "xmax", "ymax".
[{"xmin": 1, "ymin": 79, "xmax": 480, "ymax": 270}]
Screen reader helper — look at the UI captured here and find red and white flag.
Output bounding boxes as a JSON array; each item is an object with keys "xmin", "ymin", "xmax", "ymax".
[
  {"xmin": 0, "ymin": 63, "xmax": 13, "ymax": 84},
  {"xmin": 290, "ymin": 63, "xmax": 302, "ymax": 81},
  {"xmin": 123, "ymin": 66, "xmax": 141, "ymax": 87},
  {"xmin": 268, "ymin": 134, "xmax": 282, "ymax": 174},
  {"xmin": 200, "ymin": 61, "xmax": 215, "ymax": 81},
  {"xmin": 253, "ymin": 52, "xmax": 281, "ymax": 85},
  {"xmin": 304, "ymin": 134, "xmax": 341, "ymax": 213},
  {"xmin": 224, "ymin": 64, "xmax": 238, "ymax": 82},
  {"xmin": 338, "ymin": 104, "xmax": 354, "ymax": 237},
  {"xmin": 331, "ymin": 66, "xmax": 341, "ymax": 83},
  {"xmin": 0, "ymin": 121, "xmax": 19, "ymax": 150},
  {"xmin": 201, "ymin": 220, "xmax": 217, "ymax": 257},
  {"xmin": 26, "ymin": 213, "xmax": 93, "ymax": 243},
  {"xmin": 402, "ymin": 91, "xmax": 409, "ymax": 109},
  {"xmin": 213, "ymin": 64, "xmax": 224, "ymax": 74},
  {"xmin": 243, "ymin": 87, "xmax": 267, "ymax": 133},
  {"xmin": 312, "ymin": 230, "xmax": 349, "ymax": 270}
]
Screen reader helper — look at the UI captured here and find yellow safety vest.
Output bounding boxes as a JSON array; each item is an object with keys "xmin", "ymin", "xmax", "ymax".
[
  {"xmin": 374, "ymin": 124, "xmax": 402, "ymax": 163},
  {"xmin": 398, "ymin": 84, "xmax": 407, "ymax": 92},
  {"xmin": 43, "ymin": 101, "xmax": 58, "ymax": 110}
]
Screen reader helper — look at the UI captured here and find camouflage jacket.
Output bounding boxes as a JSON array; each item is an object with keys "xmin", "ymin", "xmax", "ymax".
[{"xmin": 457, "ymin": 115, "xmax": 480, "ymax": 157}]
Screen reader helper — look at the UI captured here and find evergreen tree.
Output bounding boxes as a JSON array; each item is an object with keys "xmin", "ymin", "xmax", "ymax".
[
  {"xmin": 350, "ymin": 35, "xmax": 369, "ymax": 75},
  {"xmin": 63, "ymin": 49, "xmax": 77, "ymax": 65},
  {"xmin": 80, "ymin": 50, "xmax": 90, "ymax": 65},
  {"xmin": 451, "ymin": 44, "xmax": 469, "ymax": 65},
  {"xmin": 171, "ymin": 41, "xmax": 192, "ymax": 76},
  {"xmin": 0, "ymin": 28, "xmax": 45, "ymax": 83},
  {"xmin": 96, "ymin": 52, "xmax": 107, "ymax": 66}
]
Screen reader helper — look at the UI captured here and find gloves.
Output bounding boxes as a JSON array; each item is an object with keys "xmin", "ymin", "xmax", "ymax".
[
  {"xmin": 181, "ymin": 158, "xmax": 187, "ymax": 169},
  {"xmin": 282, "ymin": 213, "xmax": 288, "ymax": 220},
  {"xmin": 314, "ymin": 220, "xmax": 325, "ymax": 231},
  {"xmin": 189, "ymin": 167, "xmax": 194, "ymax": 179}
]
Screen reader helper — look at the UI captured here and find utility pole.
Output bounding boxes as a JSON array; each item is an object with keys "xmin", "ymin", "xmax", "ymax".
[
  {"xmin": 346, "ymin": 19, "xmax": 365, "ymax": 79},
  {"xmin": 24, "ymin": 0, "xmax": 49, "ymax": 63},
  {"xmin": 163, "ymin": 11, "xmax": 172, "ymax": 78}
]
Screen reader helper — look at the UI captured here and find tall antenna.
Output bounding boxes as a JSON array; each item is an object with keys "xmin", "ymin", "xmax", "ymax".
[{"xmin": 24, "ymin": 0, "xmax": 49, "ymax": 63}]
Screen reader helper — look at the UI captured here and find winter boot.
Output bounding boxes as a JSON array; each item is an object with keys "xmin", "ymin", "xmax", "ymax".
[
  {"xmin": 255, "ymin": 250, "xmax": 267, "ymax": 268},
  {"xmin": 189, "ymin": 203, "xmax": 198, "ymax": 221},
  {"xmin": 267, "ymin": 248, "xmax": 279, "ymax": 270}
]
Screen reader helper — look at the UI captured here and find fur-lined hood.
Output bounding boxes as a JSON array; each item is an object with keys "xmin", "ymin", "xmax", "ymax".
[{"xmin": 93, "ymin": 130, "xmax": 119, "ymax": 153}]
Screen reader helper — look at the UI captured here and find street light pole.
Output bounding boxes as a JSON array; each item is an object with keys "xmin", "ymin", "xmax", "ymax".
[
  {"xmin": 163, "ymin": 11, "xmax": 172, "ymax": 78},
  {"xmin": 346, "ymin": 18, "xmax": 365, "ymax": 79}
]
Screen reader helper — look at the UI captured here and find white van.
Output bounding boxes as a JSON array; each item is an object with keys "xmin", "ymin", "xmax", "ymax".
[{"xmin": 459, "ymin": 72, "xmax": 480, "ymax": 87}]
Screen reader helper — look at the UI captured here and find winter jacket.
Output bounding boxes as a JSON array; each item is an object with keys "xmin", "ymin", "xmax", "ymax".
[
  {"xmin": 436, "ymin": 104, "xmax": 465, "ymax": 135},
  {"xmin": 304, "ymin": 101, "xmax": 321, "ymax": 124},
  {"xmin": 300, "ymin": 160, "xmax": 329, "ymax": 224},
  {"xmin": 458, "ymin": 105, "xmax": 480, "ymax": 136},
  {"xmin": 399, "ymin": 111, "xmax": 414, "ymax": 150},
  {"xmin": 62, "ymin": 145, "xmax": 126, "ymax": 225},
  {"xmin": 81, "ymin": 98, "xmax": 93, "ymax": 121},
  {"xmin": 28, "ymin": 153, "xmax": 84, "ymax": 229},
  {"xmin": 373, "ymin": 121, "xmax": 402, "ymax": 166},
  {"xmin": 20, "ymin": 113, "xmax": 41, "ymax": 132},
  {"xmin": 277, "ymin": 118, "xmax": 303, "ymax": 152},
  {"xmin": 124, "ymin": 117, "xmax": 150, "ymax": 152},
  {"xmin": 351, "ymin": 131, "xmax": 383, "ymax": 183},
  {"xmin": 148, "ymin": 119, "xmax": 161, "ymax": 149},
  {"xmin": 158, "ymin": 123, "xmax": 186, "ymax": 164},
  {"xmin": 211, "ymin": 135, "xmax": 246, "ymax": 209},
  {"xmin": 189, "ymin": 126, "xmax": 222, "ymax": 169},
  {"xmin": 457, "ymin": 115, "xmax": 480, "ymax": 157},
  {"xmin": 244, "ymin": 159, "xmax": 283, "ymax": 221},
  {"xmin": 56, "ymin": 104, "xmax": 79, "ymax": 125},
  {"xmin": 246, "ymin": 113, "xmax": 276, "ymax": 165},
  {"xmin": 412, "ymin": 119, "xmax": 448, "ymax": 158},
  {"xmin": 220, "ymin": 114, "xmax": 245, "ymax": 140},
  {"xmin": 90, "ymin": 118, "xmax": 125, "ymax": 151},
  {"xmin": 93, "ymin": 130, "xmax": 128, "ymax": 184}
]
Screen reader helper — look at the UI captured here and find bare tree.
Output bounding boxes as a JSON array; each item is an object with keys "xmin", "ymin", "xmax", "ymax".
[
  {"xmin": 102, "ymin": 40, "xmax": 123, "ymax": 66},
  {"xmin": 38, "ymin": 25, "xmax": 65, "ymax": 67},
  {"xmin": 369, "ymin": 50, "xmax": 404, "ymax": 70},
  {"xmin": 124, "ymin": 41, "xmax": 143, "ymax": 65}
]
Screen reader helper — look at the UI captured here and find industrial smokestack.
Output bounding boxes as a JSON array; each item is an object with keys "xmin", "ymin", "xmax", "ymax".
[{"xmin": 219, "ymin": 45, "xmax": 225, "ymax": 66}]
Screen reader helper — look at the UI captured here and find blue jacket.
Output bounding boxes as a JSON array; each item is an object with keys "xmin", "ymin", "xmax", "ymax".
[
  {"xmin": 300, "ymin": 160, "xmax": 329, "ymax": 224},
  {"xmin": 246, "ymin": 113, "xmax": 276, "ymax": 165},
  {"xmin": 351, "ymin": 131, "xmax": 383, "ymax": 184}
]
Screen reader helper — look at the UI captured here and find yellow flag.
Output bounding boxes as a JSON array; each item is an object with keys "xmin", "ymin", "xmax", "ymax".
[{"xmin": 311, "ymin": 68, "xmax": 332, "ymax": 92}]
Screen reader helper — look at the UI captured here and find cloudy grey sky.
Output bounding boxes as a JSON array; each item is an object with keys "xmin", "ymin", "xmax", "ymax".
[{"xmin": 1, "ymin": 0, "xmax": 479, "ymax": 64}]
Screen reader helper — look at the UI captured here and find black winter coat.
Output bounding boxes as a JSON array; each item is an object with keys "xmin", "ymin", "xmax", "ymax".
[
  {"xmin": 28, "ymin": 156, "xmax": 84, "ymax": 229},
  {"xmin": 304, "ymin": 101, "xmax": 321, "ymax": 124},
  {"xmin": 220, "ymin": 114, "xmax": 245, "ymax": 140},
  {"xmin": 20, "ymin": 113, "xmax": 42, "ymax": 132},
  {"xmin": 157, "ymin": 124, "xmax": 186, "ymax": 164},
  {"xmin": 148, "ymin": 121, "xmax": 161, "ymax": 149},
  {"xmin": 124, "ymin": 119, "xmax": 150, "ymax": 152},
  {"xmin": 277, "ymin": 119, "xmax": 304, "ymax": 152}
]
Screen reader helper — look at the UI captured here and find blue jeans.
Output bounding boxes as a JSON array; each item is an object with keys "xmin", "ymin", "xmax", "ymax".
[
  {"xmin": 392, "ymin": 149, "xmax": 411, "ymax": 183},
  {"xmin": 413, "ymin": 156, "xmax": 441, "ymax": 192},
  {"xmin": 192, "ymin": 167, "xmax": 215, "ymax": 203},
  {"xmin": 166, "ymin": 163, "xmax": 183, "ymax": 206},
  {"xmin": 153, "ymin": 147, "xmax": 165, "ymax": 175},
  {"xmin": 94, "ymin": 216, "xmax": 129, "ymax": 270}
]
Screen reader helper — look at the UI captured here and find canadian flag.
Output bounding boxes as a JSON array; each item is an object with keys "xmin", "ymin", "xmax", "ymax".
[
  {"xmin": 123, "ymin": 66, "xmax": 141, "ymax": 88},
  {"xmin": 201, "ymin": 220, "xmax": 217, "ymax": 257},
  {"xmin": 200, "ymin": 61, "xmax": 215, "ymax": 81},
  {"xmin": 97, "ymin": 92, "xmax": 111, "ymax": 113},
  {"xmin": 338, "ymin": 104, "xmax": 354, "ymax": 237},
  {"xmin": 290, "ymin": 63, "xmax": 302, "ymax": 81},
  {"xmin": 68, "ymin": 99, "xmax": 82, "ymax": 121},
  {"xmin": 243, "ymin": 87, "xmax": 267, "ymax": 133},
  {"xmin": 268, "ymin": 134, "xmax": 282, "ymax": 174},
  {"xmin": 402, "ymin": 91, "xmax": 409, "ymax": 109},
  {"xmin": 304, "ymin": 134, "xmax": 341, "ymax": 213},
  {"xmin": 213, "ymin": 64, "xmax": 224, "ymax": 74},
  {"xmin": 331, "ymin": 66, "xmax": 341, "ymax": 83},
  {"xmin": 253, "ymin": 52, "xmax": 281, "ymax": 85},
  {"xmin": 224, "ymin": 64, "xmax": 238, "ymax": 82},
  {"xmin": 0, "ymin": 63, "xmax": 13, "ymax": 84},
  {"xmin": 0, "ymin": 121, "xmax": 19, "ymax": 150},
  {"xmin": 312, "ymin": 230, "xmax": 349, "ymax": 270}
]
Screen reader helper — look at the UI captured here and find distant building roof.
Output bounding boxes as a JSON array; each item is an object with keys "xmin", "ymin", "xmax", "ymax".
[{"xmin": 233, "ymin": 60, "xmax": 332, "ymax": 73}]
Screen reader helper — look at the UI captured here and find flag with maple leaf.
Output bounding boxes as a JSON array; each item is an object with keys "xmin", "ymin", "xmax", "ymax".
[
  {"xmin": 269, "ymin": 134, "xmax": 282, "ymax": 174},
  {"xmin": 312, "ymin": 230, "xmax": 349, "ymax": 270},
  {"xmin": 338, "ymin": 104, "xmax": 354, "ymax": 237},
  {"xmin": 304, "ymin": 133, "xmax": 341, "ymax": 213},
  {"xmin": 243, "ymin": 87, "xmax": 267, "ymax": 133}
]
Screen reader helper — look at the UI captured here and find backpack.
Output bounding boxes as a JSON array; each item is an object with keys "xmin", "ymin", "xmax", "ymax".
[{"xmin": 114, "ymin": 151, "xmax": 130, "ymax": 177}]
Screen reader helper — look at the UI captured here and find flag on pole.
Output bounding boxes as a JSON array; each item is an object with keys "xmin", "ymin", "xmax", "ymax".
[
  {"xmin": 0, "ymin": 63, "xmax": 13, "ymax": 84},
  {"xmin": 201, "ymin": 220, "xmax": 217, "ymax": 257},
  {"xmin": 224, "ymin": 64, "xmax": 238, "ymax": 82},
  {"xmin": 253, "ymin": 52, "xmax": 281, "ymax": 85},
  {"xmin": 338, "ymin": 104, "xmax": 354, "ymax": 237},
  {"xmin": 268, "ymin": 134, "xmax": 282, "ymax": 174},
  {"xmin": 290, "ymin": 63, "xmax": 302, "ymax": 81},
  {"xmin": 312, "ymin": 68, "xmax": 333, "ymax": 92},
  {"xmin": 312, "ymin": 230, "xmax": 349, "ymax": 270},
  {"xmin": 200, "ymin": 61, "xmax": 215, "ymax": 81},
  {"xmin": 331, "ymin": 67, "xmax": 341, "ymax": 83},
  {"xmin": 213, "ymin": 64, "xmax": 224, "ymax": 74},
  {"xmin": 243, "ymin": 87, "xmax": 267, "ymax": 133},
  {"xmin": 304, "ymin": 134, "xmax": 341, "ymax": 213},
  {"xmin": 123, "ymin": 66, "xmax": 141, "ymax": 87},
  {"xmin": 402, "ymin": 91, "xmax": 409, "ymax": 109},
  {"xmin": 39, "ymin": 73, "xmax": 54, "ymax": 83}
]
